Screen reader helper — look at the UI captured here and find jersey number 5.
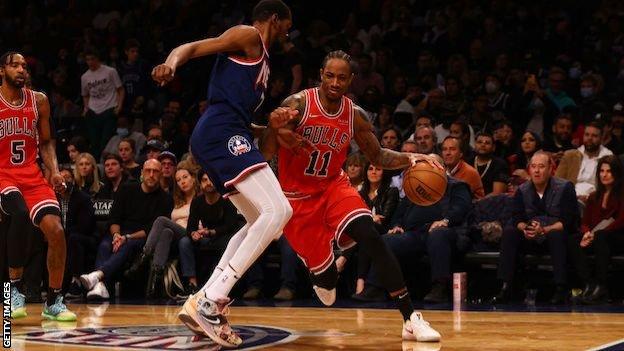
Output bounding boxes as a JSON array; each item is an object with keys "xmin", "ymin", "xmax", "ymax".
[
  {"xmin": 304, "ymin": 150, "xmax": 331, "ymax": 177},
  {"xmin": 11, "ymin": 140, "xmax": 25, "ymax": 165}
]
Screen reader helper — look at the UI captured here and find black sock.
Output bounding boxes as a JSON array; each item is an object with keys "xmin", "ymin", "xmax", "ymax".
[
  {"xmin": 47, "ymin": 288, "xmax": 62, "ymax": 306},
  {"xmin": 392, "ymin": 289, "xmax": 414, "ymax": 321}
]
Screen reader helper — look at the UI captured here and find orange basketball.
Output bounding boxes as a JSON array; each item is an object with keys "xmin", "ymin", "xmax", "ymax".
[{"xmin": 403, "ymin": 161, "xmax": 447, "ymax": 206}]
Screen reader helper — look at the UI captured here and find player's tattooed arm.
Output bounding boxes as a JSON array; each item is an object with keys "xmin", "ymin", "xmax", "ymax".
[
  {"xmin": 35, "ymin": 91, "xmax": 64, "ymax": 191},
  {"xmin": 259, "ymin": 92, "xmax": 306, "ymax": 160},
  {"xmin": 353, "ymin": 106, "xmax": 442, "ymax": 170}
]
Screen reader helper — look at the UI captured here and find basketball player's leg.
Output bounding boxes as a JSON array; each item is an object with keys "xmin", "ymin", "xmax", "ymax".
[
  {"xmin": 202, "ymin": 193, "xmax": 260, "ymax": 290},
  {"xmin": 203, "ymin": 166, "xmax": 292, "ymax": 301},
  {"xmin": 344, "ymin": 217, "xmax": 440, "ymax": 341},
  {"xmin": 1, "ymin": 190, "xmax": 31, "ymax": 319}
]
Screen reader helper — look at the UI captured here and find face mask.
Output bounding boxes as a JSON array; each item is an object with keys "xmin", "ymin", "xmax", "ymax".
[
  {"xmin": 116, "ymin": 128, "xmax": 129, "ymax": 137},
  {"xmin": 580, "ymin": 87, "xmax": 594, "ymax": 99},
  {"xmin": 485, "ymin": 81, "xmax": 498, "ymax": 94},
  {"xmin": 568, "ymin": 67, "xmax": 581, "ymax": 79}
]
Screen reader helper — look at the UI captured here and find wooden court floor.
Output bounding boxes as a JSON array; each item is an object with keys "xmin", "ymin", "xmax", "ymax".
[{"xmin": 7, "ymin": 303, "xmax": 624, "ymax": 350}]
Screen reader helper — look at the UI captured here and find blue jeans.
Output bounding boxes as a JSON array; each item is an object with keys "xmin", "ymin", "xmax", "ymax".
[{"xmin": 95, "ymin": 233, "xmax": 145, "ymax": 280}]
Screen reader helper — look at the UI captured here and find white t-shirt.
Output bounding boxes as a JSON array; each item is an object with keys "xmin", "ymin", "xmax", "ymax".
[{"xmin": 81, "ymin": 64, "xmax": 123, "ymax": 114}]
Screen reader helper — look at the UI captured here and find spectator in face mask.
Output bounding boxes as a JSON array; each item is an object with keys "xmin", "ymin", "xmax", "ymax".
[
  {"xmin": 101, "ymin": 115, "xmax": 146, "ymax": 163},
  {"xmin": 577, "ymin": 74, "xmax": 607, "ymax": 126},
  {"xmin": 485, "ymin": 73, "xmax": 510, "ymax": 114}
]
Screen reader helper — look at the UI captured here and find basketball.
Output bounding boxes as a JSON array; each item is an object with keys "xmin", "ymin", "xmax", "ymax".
[{"xmin": 403, "ymin": 161, "xmax": 447, "ymax": 206}]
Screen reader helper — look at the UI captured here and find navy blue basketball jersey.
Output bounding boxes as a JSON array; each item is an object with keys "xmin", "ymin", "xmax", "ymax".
[{"xmin": 206, "ymin": 34, "xmax": 270, "ymax": 127}]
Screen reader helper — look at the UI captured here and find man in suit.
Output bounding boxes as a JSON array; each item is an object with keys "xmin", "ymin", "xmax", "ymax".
[{"xmin": 494, "ymin": 151, "xmax": 578, "ymax": 304}]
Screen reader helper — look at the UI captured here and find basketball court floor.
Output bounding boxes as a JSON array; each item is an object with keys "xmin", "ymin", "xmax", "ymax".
[{"xmin": 7, "ymin": 299, "xmax": 624, "ymax": 350}]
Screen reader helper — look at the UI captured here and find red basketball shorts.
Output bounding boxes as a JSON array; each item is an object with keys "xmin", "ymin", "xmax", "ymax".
[
  {"xmin": 0, "ymin": 165, "xmax": 59, "ymax": 224},
  {"xmin": 283, "ymin": 176, "xmax": 372, "ymax": 275}
]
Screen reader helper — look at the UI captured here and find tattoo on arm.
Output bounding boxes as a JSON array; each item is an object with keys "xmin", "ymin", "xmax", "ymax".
[
  {"xmin": 259, "ymin": 92, "xmax": 306, "ymax": 159},
  {"xmin": 353, "ymin": 106, "xmax": 411, "ymax": 170}
]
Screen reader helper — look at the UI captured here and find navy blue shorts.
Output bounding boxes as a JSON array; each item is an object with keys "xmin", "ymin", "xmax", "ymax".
[{"xmin": 190, "ymin": 107, "xmax": 267, "ymax": 195}]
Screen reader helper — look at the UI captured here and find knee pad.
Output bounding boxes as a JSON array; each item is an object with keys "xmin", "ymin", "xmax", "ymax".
[{"xmin": 1, "ymin": 191, "xmax": 29, "ymax": 219}]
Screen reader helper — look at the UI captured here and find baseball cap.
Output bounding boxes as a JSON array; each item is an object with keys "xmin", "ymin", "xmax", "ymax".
[
  {"xmin": 157, "ymin": 151, "xmax": 177, "ymax": 165},
  {"xmin": 612, "ymin": 102, "xmax": 624, "ymax": 116},
  {"xmin": 145, "ymin": 139, "xmax": 165, "ymax": 152}
]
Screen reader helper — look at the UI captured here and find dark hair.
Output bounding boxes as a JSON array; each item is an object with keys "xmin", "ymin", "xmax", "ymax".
[
  {"xmin": 103, "ymin": 153, "xmax": 123, "ymax": 165},
  {"xmin": 0, "ymin": 51, "xmax": 20, "ymax": 67},
  {"xmin": 379, "ymin": 126, "xmax": 403, "ymax": 149},
  {"xmin": 359, "ymin": 160, "xmax": 393, "ymax": 201},
  {"xmin": 83, "ymin": 48, "xmax": 101, "ymax": 59},
  {"xmin": 252, "ymin": 0, "xmax": 291, "ymax": 22},
  {"xmin": 442, "ymin": 135, "xmax": 461, "ymax": 147},
  {"xmin": 124, "ymin": 39, "xmax": 140, "ymax": 51},
  {"xmin": 520, "ymin": 130, "xmax": 542, "ymax": 152},
  {"xmin": 119, "ymin": 137, "xmax": 136, "ymax": 152},
  {"xmin": 594, "ymin": 155, "xmax": 623, "ymax": 201},
  {"xmin": 322, "ymin": 50, "xmax": 357, "ymax": 74},
  {"xmin": 475, "ymin": 131, "xmax": 494, "ymax": 141},
  {"xmin": 67, "ymin": 136, "xmax": 88, "ymax": 152},
  {"xmin": 554, "ymin": 113, "xmax": 573, "ymax": 124},
  {"xmin": 585, "ymin": 121, "xmax": 604, "ymax": 136}
]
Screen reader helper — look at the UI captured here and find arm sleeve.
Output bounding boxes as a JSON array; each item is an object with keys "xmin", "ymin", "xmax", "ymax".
[
  {"xmin": 511, "ymin": 189, "xmax": 527, "ymax": 227},
  {"xmin": 445, "ymin": 182, "xmax": 473, "ymax": 226},
  {"xmin": 186, "ymin": 197, "xmax": 201, "ymax": 236},
  {"xmin": 111, "ymin": 68, "xmax": 123, "ymax": 89}
]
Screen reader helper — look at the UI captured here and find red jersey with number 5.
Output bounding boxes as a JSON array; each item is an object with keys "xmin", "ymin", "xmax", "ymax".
[
  {"xmin": 278, "ymin": 88, "xmax": 354, "ymax": 198},
  {"xmin": 0, "ymin": 88, "xmax": 40, "ymax": 168}
]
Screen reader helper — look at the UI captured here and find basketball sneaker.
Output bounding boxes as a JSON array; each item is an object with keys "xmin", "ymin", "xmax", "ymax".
[
  {"xmin": 402, "ymin": 311, "xmax": 441, "ymax": 342},
  {"xmin": 42, "ymin": 295, "xmax": 77, "ymax": 322},
  {"xmin": 180, "ymin": 293, "xmax": 241, "ymax": 348},
  {"xmin": 79, "ymin": 271, "xmax": 100, "ymax": 291},
  {"xmin": 313, "ymin": 285, "xmax": 336, "ymax": 306},
  {"xmin": 86, "ymin": 282, "xmax": 109, "ymax": 300},
  {"xmin": 10, "ymin": 285, "xmax": 27, "ymax": 319},
  {"xmin": 178, "ymin": 294, "xmax": 207, "ymax": 336}
]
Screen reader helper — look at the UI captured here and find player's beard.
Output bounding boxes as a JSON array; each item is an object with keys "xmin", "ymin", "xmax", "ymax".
[{"xmin": 3, "ymin": 74, "xmax": 25, "ymax": 88}]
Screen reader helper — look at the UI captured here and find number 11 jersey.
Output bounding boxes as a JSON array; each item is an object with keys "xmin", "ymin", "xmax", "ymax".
[{"xmin": 278, "ymin": 87, "xmax": 354, "ymax": 199}]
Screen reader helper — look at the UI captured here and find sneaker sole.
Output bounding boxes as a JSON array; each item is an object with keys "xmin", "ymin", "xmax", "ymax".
[
  {"xmin": 178, "ymin": 309, "xmax": 206, "ymax": 336},
  {"xmin": 182, "ymin": 298, "xmax": 239, "ymax": 348},
  {"xmin": 11, "ymin": 308, "xmax": 27, "ymax": 319},
  {"xmin": 41, "ymin": 312, "xmax": 77, "ymax": 322}
]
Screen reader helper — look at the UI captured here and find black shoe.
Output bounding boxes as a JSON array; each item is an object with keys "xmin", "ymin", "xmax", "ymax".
[
  {"xmin": 549, "ymin": 286, "xmax": 568, "ymax": 305},
  {"xmin": 145, "ymin": 265, "xmax": 165, "ymax": 299},
  {"xmin": 351, "ymin": 285, "xmax": 386, "ymax": 302},
  {"xmin": 124, "ymin": 252, "xmax": 152, "ymax": 280},
  {"xmin": 423, "ymin": 282, "xmax": 449, "ymax": 303},
  {"xmin": 490, "ymin": 282, "xmax": 511, "ymax": 304},
  {"xmin": 584, "ymin": 284, "xmax": 609, "ymax": 304},
  {"xmin": 65, "ymin": 280, "xmax": 83, "ymax": 299},
  {"xmin": 176, "ymin": 282, "xmax": 198, "ymax": 300}
]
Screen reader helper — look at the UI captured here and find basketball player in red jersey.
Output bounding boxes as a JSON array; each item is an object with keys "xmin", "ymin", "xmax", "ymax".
[
  {"xmin": 261, "ymin": 51, "xmax": 441, "ymax": 342},
  {"xmin": 1, "ymin": 52, "xmax": 76, "ymax": 321}
]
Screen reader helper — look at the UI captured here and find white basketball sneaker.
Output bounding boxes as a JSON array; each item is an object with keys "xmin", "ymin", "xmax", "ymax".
[
  {"xmin": 313, "ymin": 285, "xmax": 336, "ymax": 306},
  {"xmin": 402, "ymin": 311, "xmax": 441, "ymax": 342}
]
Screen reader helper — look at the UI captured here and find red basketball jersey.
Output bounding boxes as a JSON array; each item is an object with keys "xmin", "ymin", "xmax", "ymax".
[
  {"xmin": 0, "ymin": 88, "xmax": 40, "ymax": 168},
  {"xmin": 278, "ymin": 88, "xmax": 354, "ymax": 198}
]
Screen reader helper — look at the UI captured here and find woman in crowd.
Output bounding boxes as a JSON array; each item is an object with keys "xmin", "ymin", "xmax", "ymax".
[
  {"xmin": 123, "ymin": 160, "xmax": 199, "ymax": 298},
  {"xmin": 569, "ymin": 155, "xmax": 624, "ymax": 304},
  {"xmin": 508, "ymin": 131, "xmax": 542, "ymax": 173},
  {"xmin": 118, "ymin": 138, "xmax": 142, "ymax": 180},
  {"xmin": 74, "ymin": 152, "xmax": 103, "ymax": 198},
  {"xmin": 346, "ymin": 152, "xmax": 367, "ymax": 191},
  {"xmin": 354, "ymin": 161, "xmax": 399, "ymax": 295}
]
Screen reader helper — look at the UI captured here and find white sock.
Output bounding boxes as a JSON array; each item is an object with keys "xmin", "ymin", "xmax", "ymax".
[
  {"xmin": 202, "ymin": 194, "xmax": 258, "ymax": 291},
  {"xmin": 202, "ymin": 167, "xmax": 292, "ymax": 299}
]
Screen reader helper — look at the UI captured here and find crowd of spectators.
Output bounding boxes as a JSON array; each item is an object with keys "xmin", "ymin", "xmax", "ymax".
[{"xmin": 3, "ymin": 0, "xmax": 624, "ymax": 304}]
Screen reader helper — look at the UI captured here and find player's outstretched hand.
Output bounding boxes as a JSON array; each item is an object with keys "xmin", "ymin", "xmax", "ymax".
[
  {"xmin": 152, "ymin": 64, "xmax": 175, "ymax": 86},
  {"xmin": 269, "ymin": 107, "xmax": 298, "ymax": 129},
  {"xmin": 409, "ymin": 153, "xmax": 444, "ymax": 170}
]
